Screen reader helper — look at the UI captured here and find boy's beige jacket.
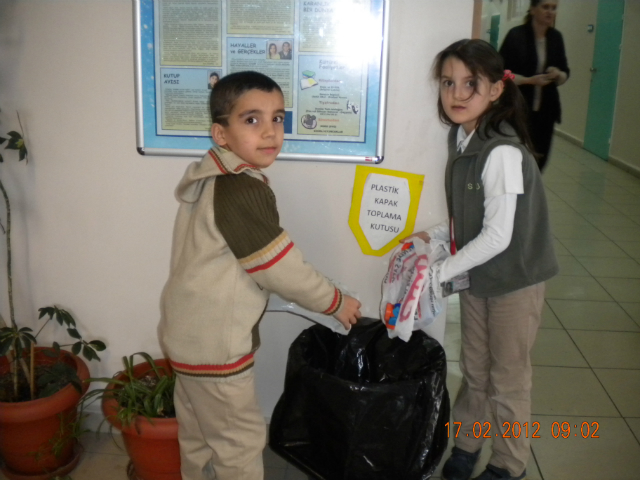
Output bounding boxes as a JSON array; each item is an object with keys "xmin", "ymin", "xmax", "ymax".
[{"xmin": 159, "ymin": 147, "xmax": 343, "ymax": 381}]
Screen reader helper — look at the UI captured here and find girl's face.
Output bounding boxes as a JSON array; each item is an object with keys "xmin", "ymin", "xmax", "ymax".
[
  {"xmin": 530, "ymin": 0, "xmax": 558, "ymax": 28},
  {"xmin": 270, "ymin": 44, "xmax": 277, "ymax": 54},
  {"xmin": 440, "ymin": 57, "xmax": 503, "ymax": 134}
]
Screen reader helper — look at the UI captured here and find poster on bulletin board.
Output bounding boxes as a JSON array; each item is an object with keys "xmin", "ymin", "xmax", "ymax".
[{"xmin": 133, "ymin": 0, "xmax": 389, "ymax": 163}]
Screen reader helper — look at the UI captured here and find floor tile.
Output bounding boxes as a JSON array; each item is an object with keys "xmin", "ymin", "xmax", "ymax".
[
  {"xmin": 568, "ymin": 200, "xmax": 621, "ymax": 215},
  {"xmin": 530, "ymin": 416, "xmax": 640, "ymax": 480},
  {"xmin": 576, "ymin": 256, "xmax": 640, "ymax": 278},
  {"xmin": 552, "ymin": 239, "xmax": 570, "ymax": 256},
  {"xmin": 264, "ymin": 446, "xmax": 289, "ymax": 469},
  {"xmin": 602, "ymin": 193, "xmax": 640, "ymax": 205},
  {"xmin": 545, "ymin": 275, "xmax": 613, "ymax": 301},
  {"xmin": 79, "ymin": 431, "xmax": 126, "ymax": 456},
  {"xmin": 616, "ymin": 241, "xmax": 640, "ymax": 260},
  {"xmin": 557, "ymin": 238, "xmax": 629, "ymax": 257},
  {"xmin": 546, "ymin": 200, "xmax": 577, "ymax": 215},
  {"xmin": 65, "ymin": 450, "xmax": 131, "ymax": 480},
  {"xmin": 265, "ymin": 467, "xmax": 287, "ymax": 480},
  {"xmin": 531, "ymin": 367, "xmax": 619, "ymax": 416},
  {"xmin": 541, "ymin": 301, "xmax": 563, "ymax": 329},
  {"xmin": 583, "ymin": 213, "xmax": 639, "ymax": 228},
  {"xmin": 556, "ymin": 255, "xmax": 590, "ymax": 276},
  {"xmin": 446, "ymin": 361, "xmax": 462, "ymax": 402},
  {"xmin": 444, "ymin": 324, "xmax": 461, "ymax": 363},
  {"xmin": 627, "ymin": 418, "xmax": 640, "ymax": 443},
  {"xmin": 531, "ymin": 329, "xmax": 588, "ymax": 367},
  {"xmin": 600, "ymin": 225, "xmax": 640, "ymax": 242},
  {"xmin": 620, "ymin": 302, "xmax": 640, "ymax": 327},
  {"xmin": 446, "ymin": 294, "xmax": 461, "ymax": 324},
  {"xmin": 593, "ymin": 369, "xmax": 640, "ymax": 417},
  {"xmin": 547, "ymin": 299, "xmax": 640, "ymax": 332},
  {"xmin": 596, "ymin": 277, "xmax": 640, "ymax": 303},
  {"xmin": 548, "ymin": 211, "xmax": 591, "ymax": 227},
  {"xmin": 284, "ymin": 466, "xmax": 308, "ymax": 479},
  {"xmin": 569, "ymin": 330, "xmax": 640, "ymax": 369}
]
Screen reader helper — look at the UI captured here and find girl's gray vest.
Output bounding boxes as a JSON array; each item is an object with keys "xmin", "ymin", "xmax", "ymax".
[{"xmin": 445, "ymin": 124, "xmax": 558, "ymax": 298}]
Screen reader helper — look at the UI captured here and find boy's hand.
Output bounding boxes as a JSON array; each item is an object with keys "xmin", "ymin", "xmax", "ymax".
[
  {"xmin": 399, "ymin": 231, "xmax": 431, "ymax": 244},
  {"xmin": 334, "ymin": 295, "xmax": 362, "ymax": 330}
]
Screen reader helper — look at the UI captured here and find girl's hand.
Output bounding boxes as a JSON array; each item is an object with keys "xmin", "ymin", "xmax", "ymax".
[{"xmin": 399, "ymin": 231, "xmax": 431, "ymax": 244}]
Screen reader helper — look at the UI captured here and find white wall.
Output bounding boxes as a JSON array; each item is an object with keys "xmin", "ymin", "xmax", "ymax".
[{"xmin": 0, "ymin": 0, "xmax": 473, "ymax": 421}]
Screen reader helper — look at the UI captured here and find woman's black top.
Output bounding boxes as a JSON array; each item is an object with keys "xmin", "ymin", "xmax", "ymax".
[{"xmin": 499, "ymin": 22, "xmax": 570, "ymax": 123}]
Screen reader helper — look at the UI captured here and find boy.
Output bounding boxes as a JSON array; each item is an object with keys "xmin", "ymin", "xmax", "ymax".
[{"xmin": 159, "ymin": 71, "xmax": 362, "ymax": 480}]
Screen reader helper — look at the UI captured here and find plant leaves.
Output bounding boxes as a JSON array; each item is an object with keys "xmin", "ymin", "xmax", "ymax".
[
  {"xmin": 72, "ymin": 342, "xmax": 81, "ymax": 356},
  {"xmin": 67, "ymin": 328, "xmax": 81, "ymax": 339},
  {"xmin": 89, "ymin": 340, "xmax": 107, "ymax": 351},
  {"xmin": 0, "ymin": 337, "xmax": 13, "ymax": 355}
]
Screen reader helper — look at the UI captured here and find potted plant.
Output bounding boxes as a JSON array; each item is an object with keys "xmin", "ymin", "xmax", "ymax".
[
  {"xmin": 0, "ymin": 110, "xmax": 107, "ymax": 480},
  {"xmin": 84, "ymin": 352, "xmax": 180, "ymax": 480}
]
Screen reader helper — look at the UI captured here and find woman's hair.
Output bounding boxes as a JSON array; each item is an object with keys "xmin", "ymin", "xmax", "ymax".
[
  {"xmin": 524, "ymin": 0, "xmax": 543, "ymax": 24},
  {"xmin": 432, "ymin": 39, "xmax": 535, "ymax": 154},
  {"xmin": 269, "ymin": 43, "xmax": 277, "ymax": 53}
]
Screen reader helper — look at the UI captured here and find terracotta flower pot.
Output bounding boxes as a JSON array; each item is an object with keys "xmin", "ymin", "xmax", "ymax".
[
  {"xmin": 0, "ymin": 348, "xmax": 89, "ymax": 480},
  {"xmin": 101, "ymin": 358, "xmax": 180, "ymax": 480}
]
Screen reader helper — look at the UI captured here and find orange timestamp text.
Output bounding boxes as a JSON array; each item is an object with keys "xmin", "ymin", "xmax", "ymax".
[{"xmin": 445, "ymin": 421, "xmax": 600, "ymax": 439}]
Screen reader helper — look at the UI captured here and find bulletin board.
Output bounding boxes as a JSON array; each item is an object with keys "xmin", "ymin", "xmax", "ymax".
[{"xmin": 133, "ymin": 0, "xmax": 390, "ymax": 163}]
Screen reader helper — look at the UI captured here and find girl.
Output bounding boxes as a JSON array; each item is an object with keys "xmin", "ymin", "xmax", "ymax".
[{"xmin": 407, "ymin": 39, "xmax": 558, "ymax": 480}]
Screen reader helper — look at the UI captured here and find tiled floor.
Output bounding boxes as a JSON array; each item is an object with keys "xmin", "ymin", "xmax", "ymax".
[{"xmin": 3, "ymin": 137, "xmax": 639, "ymax": 479}]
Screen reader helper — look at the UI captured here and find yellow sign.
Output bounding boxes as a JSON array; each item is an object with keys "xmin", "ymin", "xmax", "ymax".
[{"xmin": 349, "ymin": 166, "xmax": 424, "ymax": 256}]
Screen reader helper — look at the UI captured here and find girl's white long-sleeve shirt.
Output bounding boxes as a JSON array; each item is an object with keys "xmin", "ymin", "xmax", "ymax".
[{"xmin": 429, "ymin": 127, "xmax": 524, "ymax": 283}]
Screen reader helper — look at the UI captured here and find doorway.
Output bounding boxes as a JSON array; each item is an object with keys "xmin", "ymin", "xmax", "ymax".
[{"xmin": 583, "ymin": 0, "xmax": 625, "ymax": 160}]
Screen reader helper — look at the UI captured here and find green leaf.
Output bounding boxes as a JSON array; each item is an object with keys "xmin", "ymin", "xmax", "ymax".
[
  {"xmin": 38, "ymin": 307, "xmax": 53, "ymax": 319},
  {"xmin": 89, "ymin": 340, "xmax": 107, "ymax": 351},
  {"xmin": 82, "ymin": 344, "xmax": 94, "ymax": 361},
  {"xmin": 19, "ymin": 145, "xmax": 27, "ymax": 161},
  {"xmin": 0, "ymin": 136, "xmax": 6, "ymax": 145},
  {"xmin": 72, "ymin": 342, "xmax": 81, "ymax": 356},
  {"xmin": 52, "ymin": 342, "xmax": 61, "ymax": 355},
  {"xmin": 0, "ymin": 152, "xmax": 4, "ymax": 162},
  {"xmin": 67, "ymin": 328, "xmax": 81, "ymax": 339},
  {"xmin": 60, "ymin": 309, "xmax": 76, "ymax": 328},
  {"xmin": 0, "ymin": 337, "xmax": 13, "ymax": 355}
]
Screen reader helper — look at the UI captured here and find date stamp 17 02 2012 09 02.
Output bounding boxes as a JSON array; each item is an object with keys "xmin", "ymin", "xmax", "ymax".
[{"xmin": 445, "ymin": 421, "xmax": 600, "ymax": 439}]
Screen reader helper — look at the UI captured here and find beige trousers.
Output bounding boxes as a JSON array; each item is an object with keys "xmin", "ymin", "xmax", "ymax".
[
  {"xmin": 452, "ymin": 282, "xmax": 545, "ymax": 476},
  {"xmin": 174, "ymin": 372, "xmax": 266, "ymax": 480}
]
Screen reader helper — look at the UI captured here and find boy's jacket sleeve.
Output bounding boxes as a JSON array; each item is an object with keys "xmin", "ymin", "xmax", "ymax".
[{"xmin": 214, "ymin": 173, "xmax": 343, "ymax": 316}]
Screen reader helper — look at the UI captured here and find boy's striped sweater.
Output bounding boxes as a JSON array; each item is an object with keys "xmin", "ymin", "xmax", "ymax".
[{"xmin": 159, "ymin": 147, "xmax": 343, "ymax": 381}]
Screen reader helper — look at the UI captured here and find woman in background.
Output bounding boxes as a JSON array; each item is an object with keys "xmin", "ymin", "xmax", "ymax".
[{"xmin": 499, "ymin": 0, "xmax": 569, "ymax": 171}]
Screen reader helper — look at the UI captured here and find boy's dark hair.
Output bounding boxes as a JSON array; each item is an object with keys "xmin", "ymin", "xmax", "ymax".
[
  {"xmin": 432, "ymin": 39, "xmax": 535, "ymax": 155},
  {"xmin": 210, "ymin": 71, "xmax": 283, "ymax": 126}
]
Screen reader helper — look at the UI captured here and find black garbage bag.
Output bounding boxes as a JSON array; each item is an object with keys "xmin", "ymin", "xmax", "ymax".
[{"xmin": 269, "ymin": 319, "xmax": 450, "ymax": 480}]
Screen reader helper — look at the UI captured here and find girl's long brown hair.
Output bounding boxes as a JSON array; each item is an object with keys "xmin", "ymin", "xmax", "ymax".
[{"xmin": 433, "ymin": 39, "xmax": 536, "ymax": 156}]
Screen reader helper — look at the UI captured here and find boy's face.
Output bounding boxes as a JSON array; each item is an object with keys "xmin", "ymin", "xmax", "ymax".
[{"xmin": 211, "ymin": 89, "xmax": 285, "ymax": 168}]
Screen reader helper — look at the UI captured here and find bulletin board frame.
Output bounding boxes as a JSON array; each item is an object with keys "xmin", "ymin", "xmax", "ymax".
[{"xmin": 133, "ymin": 0, "xmax": 390, "ymax": 163}]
